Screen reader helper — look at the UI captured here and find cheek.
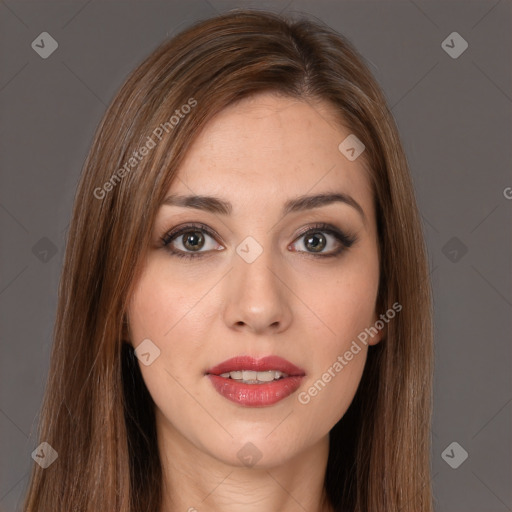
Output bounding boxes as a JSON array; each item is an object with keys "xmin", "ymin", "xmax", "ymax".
[
  {"xmin": 297, "ymin": 277, "xmax": 374, "ymax": 428},
  {"xmin": 128, "ymin": 261, "xmax": 207, "ymax": 345},
  {"xmin": 295, "ymin": 247, "xmax": 378, "ymax": 419},
  {"xmin": 126, "ymin": 268, "xmax": 214, "ymax": 435},
  {"xmin": 126, "ymin": 264, "xmax": 212, "ymax": 389},
  {"xmin": 305, "ymin": 249, "xmax": 380, "ymax": 349}
]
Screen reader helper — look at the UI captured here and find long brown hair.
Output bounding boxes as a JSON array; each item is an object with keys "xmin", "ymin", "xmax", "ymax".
[{"xmin": 22, "ymin": 9, "xmax": 434, "ymax": 512}]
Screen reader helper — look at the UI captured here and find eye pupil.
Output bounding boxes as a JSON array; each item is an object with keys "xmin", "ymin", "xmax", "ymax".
[
  {"xmin": 305, "ymin": 232, "xmax": 326, "ymax": 252},
  {"xmin": 183, "ymin": 231, "xmax": 205, "ymax": 251}
]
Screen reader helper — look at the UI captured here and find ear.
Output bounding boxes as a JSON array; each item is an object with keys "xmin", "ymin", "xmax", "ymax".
[{"xmin": 367, "ymin": 311, "xmax": 385, "ymax": 346}]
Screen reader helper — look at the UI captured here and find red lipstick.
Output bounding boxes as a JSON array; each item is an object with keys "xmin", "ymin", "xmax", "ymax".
[{"xmin": 206, "ymin": 355, "xmax": 305, "ymax": 407}]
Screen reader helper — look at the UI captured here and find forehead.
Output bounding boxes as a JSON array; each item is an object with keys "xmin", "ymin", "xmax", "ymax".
[{"xmin": 169, "ymin": 92, "xmax": 374, "ymax": 217}]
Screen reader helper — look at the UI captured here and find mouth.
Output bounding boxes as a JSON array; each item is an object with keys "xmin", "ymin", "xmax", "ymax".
[{"xmin": 205, "ymin": 355, "xmax": 305, "ymax": 407}]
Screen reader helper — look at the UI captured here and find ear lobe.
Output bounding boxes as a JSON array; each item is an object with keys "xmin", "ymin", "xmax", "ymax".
[
  {"xmin": 368, "ymin": 327, "xmax": 384, "ymax": 346},
  {"xmin": 367, "ymin": 312, "xmax": 385, "ymax": 346}
]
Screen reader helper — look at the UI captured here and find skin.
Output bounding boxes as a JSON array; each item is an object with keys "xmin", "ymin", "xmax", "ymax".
[{"xmin": 127, "ymin": 91, "xmax": 382, "ymax": 512}]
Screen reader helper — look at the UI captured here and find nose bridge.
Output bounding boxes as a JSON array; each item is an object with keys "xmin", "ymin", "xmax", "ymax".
[
  {"xmin": 236, "ymin": 237, "xmax": 278, "ymax": 294},
  {"xmin": 222, "ymin": 233, "xmax": 292, "ymax": 333}
]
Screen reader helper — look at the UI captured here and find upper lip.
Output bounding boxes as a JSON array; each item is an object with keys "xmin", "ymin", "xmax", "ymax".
[{"xmin": 206, "ymin": 355, "xmax": 305, "ymax": 377}]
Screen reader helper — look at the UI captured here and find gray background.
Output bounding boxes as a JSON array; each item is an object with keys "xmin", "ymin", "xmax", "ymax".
[{"xmin": 1, "ymin": 0, "xmax": 511, "ymax": 511}]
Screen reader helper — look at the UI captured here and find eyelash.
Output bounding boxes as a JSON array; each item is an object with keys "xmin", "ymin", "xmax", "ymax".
[{"xmin": 160, "ymin": 222, "xmax": 357, "ymax": 260}]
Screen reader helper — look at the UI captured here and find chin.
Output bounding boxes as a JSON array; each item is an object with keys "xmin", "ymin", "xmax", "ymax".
[{"xmin": 204, "ymin": 429, "xmax": 310, "ymax": 470}]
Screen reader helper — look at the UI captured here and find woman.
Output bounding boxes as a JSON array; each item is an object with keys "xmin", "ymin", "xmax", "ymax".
[{"xmin": 23, "ymin": 9, "xmax": 434, "ymax": 512}]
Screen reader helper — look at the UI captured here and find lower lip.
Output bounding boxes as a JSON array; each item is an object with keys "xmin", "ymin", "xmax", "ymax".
[{"xmin": 207, "ymin": 375, "xmax": 304, "ymax": 407}]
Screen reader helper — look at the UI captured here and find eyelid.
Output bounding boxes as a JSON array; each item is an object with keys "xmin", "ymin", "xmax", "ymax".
[
  {"xmin": 161, "ymin": 222, "xmax": 221, "ymax": 244},
  {"xmin": 289, "ymin": 223, "xmax": 357, "ymax": 253}
]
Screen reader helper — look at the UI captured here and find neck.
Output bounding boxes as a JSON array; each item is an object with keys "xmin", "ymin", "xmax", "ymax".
[{"xmin": 156, "ymin": 413, "xmax": 334, "ymax": 512}]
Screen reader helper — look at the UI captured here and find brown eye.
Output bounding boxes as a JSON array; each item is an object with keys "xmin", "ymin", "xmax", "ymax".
[
  {"xmin": 289, "ymin": 223, "xmax": 357, "ymax": 258},
  {"xmin": 303, "ymin": 232, "xmax": 327, "ymax": 253},
  {"xmin": 180, "ymin": 231, "xmax": 205, "ymax": 251},
  {"xmin": 161, "ymin": 223, "xmax": 224, "ymax": 260}
]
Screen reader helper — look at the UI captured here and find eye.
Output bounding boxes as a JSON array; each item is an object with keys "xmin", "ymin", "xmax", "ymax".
[
  {"xmin": 289, "ymin": 223, "xmax": 357, "ymax": 257},
  {"xmin": 160, "ymin": 222, "xmax": 357, "ymax": 261},
  {"xmin": 161, "ymin": 223, "xmax": 223, "ymax": 260}
]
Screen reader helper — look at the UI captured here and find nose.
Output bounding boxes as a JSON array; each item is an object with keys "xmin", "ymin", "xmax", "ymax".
[{"xmin": 222, "ymin": 244, "xmax": 293, "ymax": 335}]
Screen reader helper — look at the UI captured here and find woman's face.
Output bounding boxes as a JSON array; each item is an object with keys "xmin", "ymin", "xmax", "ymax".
[{"xmin": 127, "ymin": 92, "xmax": 382, "ymax": 468}]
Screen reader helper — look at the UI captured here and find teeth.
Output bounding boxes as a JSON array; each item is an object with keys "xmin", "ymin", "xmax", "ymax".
[
  {"xmin": 254, "ymin": 371, "xmax": 276, "ymax": 382},
  {"xmin": 218, "ymin": 370, "xmax": 289, "ymax": 383},
  {"xmin": 242, "ymin": 370, "xmax": 257, "ymax": 381}
]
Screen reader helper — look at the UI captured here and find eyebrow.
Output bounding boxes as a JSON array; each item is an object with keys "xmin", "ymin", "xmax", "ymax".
[{"xmin": 161, "ymin": 192, "xmax": 366, "ymax": 223}]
